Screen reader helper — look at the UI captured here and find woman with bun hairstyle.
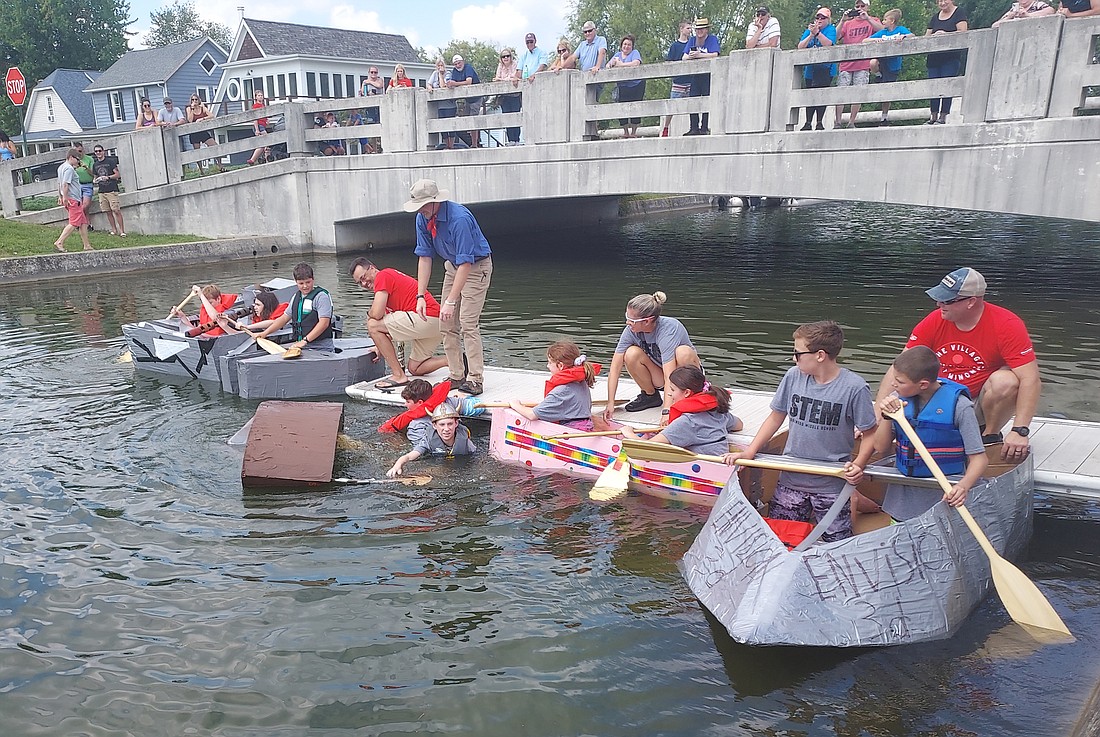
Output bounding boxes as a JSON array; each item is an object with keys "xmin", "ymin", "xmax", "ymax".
[
  {"xmin": 510, "ymin": 340, "xmax": 600, "ymax": 431},
  {"xmin": 621, "ymin": 366, "xmax": 743, "ymax": 456},
  {"xmin": 603, "ymin": 291, "xmax": 702, "ymax": 424}
]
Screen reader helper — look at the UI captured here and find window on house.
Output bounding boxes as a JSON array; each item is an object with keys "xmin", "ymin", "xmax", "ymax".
[
  {"xmin": 306, "ymin": 72, "xmax": 317, "ymax": 97},
  {"xmin": 195, "ymin": 87, "xmax": 210, "ymax": 102},
  {"xmin": 266, "ymin": 75, "xmax": 275, "ymax": 100},
  {"xmin": 133, "ymin": 87, "xmax": 148, "ymax": 114},
  {"xmin": 199, "ymin": 52, "xmax": 218, "ymax": 75},
  {"xmin": 319, "ymin": 74, "xmax": 330, "ymax": 98},
  {"xmin": 288, "ymin": 73, "xmax": 298, "ymax": 97},
  {"xmin": 277, "ymin": 74, "xmax": 287, "ymax": 98},
  {"xmin": 346, "ymin": 75, "xmax": 355, "ymax": 98},
  {"xmin": 334, "ymin": 74, "xmax": 343, "ymax": 98},
  {"xmin": 46, "ymin": 96, "xmax": 55, "ymax": 122},
  {"xmin": 243, "ymin": 78, "xmax": 254, "ymax": 101},
  {"xmin": 109, "ymin": 91, "xmax": 124, "ymax": 122}
]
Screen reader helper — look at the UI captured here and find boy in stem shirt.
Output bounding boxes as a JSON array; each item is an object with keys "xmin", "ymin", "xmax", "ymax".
[
  {"xmin": 387, "ymin": 403, "xmax": 476, "ymax": 477},
  {"xmin": 725, "ymin": 320, "xmax": 877, "ymax": 542},
  {"xmin": 874, "ymin": 346, "xmax": 987, "ymax": 520}
]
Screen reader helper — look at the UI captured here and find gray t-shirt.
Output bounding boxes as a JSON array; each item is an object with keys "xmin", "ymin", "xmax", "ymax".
[
  {"xmin": 57, "ymin": 160, "xmax": 81, "ymax": 201},
  {"xmin": 882, "ymin": 392, "xmax": 984, "ymax": 521},
  {"xmin": 533, "ymin": 382, "xmax": 592, "ymax": 423},
  {"xmin": 662, "ymin": 410, "xmax": 741, "ymax": 457},
  {"xmin": 770, "ymin": 365, "xmax": 877, "ymax": 493},
  {"xmin": 614, "ymin": 316, "xmax": 696, "ymax": 367},
  {"xmin": 158, "ymin": 106, "xmax": 185, "ymax": 125},
  {"xmin": 408, "ymin": 417, "xmax": 477, "ymax": 457}
]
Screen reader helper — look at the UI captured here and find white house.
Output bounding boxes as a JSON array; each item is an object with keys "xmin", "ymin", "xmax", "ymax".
[{"xmin": 213, "ymin": 18, "xmax": 433, "ymax": 112}]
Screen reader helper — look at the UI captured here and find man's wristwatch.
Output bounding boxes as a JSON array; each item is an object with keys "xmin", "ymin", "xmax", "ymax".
[{"xmin": 1011, "ymin": 426, "xmax": 1030, "ymax": 437}]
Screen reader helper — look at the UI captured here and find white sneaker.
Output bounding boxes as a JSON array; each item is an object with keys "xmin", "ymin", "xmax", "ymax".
[{"xmin": 119, "ymin": 232, "xmax": 127, "ymax": 237}]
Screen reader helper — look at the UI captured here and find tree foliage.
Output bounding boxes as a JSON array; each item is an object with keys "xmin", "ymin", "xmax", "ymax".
[
  {"xmin": 436, "ymin": 39, "xmax": 502, "ymax": 82},
  {"xmin": 146, "ymin": 0, "xmax": 233, "ymax": 51},
  {"xmin": 0, "ymin": 0, "xmax": 132, "ymax": 136}
]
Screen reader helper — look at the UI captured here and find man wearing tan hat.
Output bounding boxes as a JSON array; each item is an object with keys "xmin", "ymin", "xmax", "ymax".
[
  {"xmin": 404, "ymin": 179, "xmax": 493, "ymax": 395},
  {"xmin": 681, "ymin": 17, "xmax": 720, "ymax": 135}
]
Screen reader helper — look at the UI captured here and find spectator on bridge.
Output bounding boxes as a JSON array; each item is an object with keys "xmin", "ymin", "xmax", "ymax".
[
  {"xmin": 661, "ymin": 21, "xmax": 693, "ymax": 137},
  {"xmin": 519, "ymin": 33, "xmax": 548, "ymax": 80},
  {"xmin": 389, "ymin": 65, "xmax": 414, "ymax": 89},
  {"xmin": 404, "ymin": 178, "xmax": 493, "ymax": 396},
  {"xmin": 345, "ymin": 110, "xmax": 374, "ymax": 154},
  {"xmin": 925, "ymin": 0, "xmax": 968, "ymax": 124},
  {"xmin": 835, "ymin": 0, "xmax": 883, "ymax": 128},
  {"xmin": 1057, "ymin": 0, "xmax": 1099, "ymax": 17},
  {"xmin": 495, "ymin": 47, "xmax": 522, "ymax": 146},
  {"xmin": 607, "ymin": 34, "xmax": 645, "ymax": 139},
  {"xmin": 350, "ymin": 257, "xmax": 448, "ymax": 388},
  {"xmin": 746, "ymin": 6, "xmax": 782, "ymax": 49},
  {"xmin": 157, "ymin": 97, "xmax": 185, "ymax": 130},
  {"xmin": 0, "ymin": 130, "xmax": 16, "ymax": 160},
  {"xmin": 876, "ymin": 267, "xmax": 1040, "ymax": 462},
  {"xmin": 603, "ymin": 291, "xmax": 703, "ymax": 421},
  {"xmin": 54, "ymin": 148, "xmax": 92, "ymax": 252},
  {"xmin": 360, "ymin": 66, "xmax": 384, "ymax": 124},
  {"xmin": 866, "ymin": 9, "xmax": 914, "ymax": 125},
  {"xmin": 448, "ymin": 55, "xmax": 482, "ymax": 148},
  {"xmin": 135, "ymin": 98, "xmax": 159, "ymax": 129},
  {"xmin": 797, "ymin": 7, "xmax": 837, "ymax": 130},
  {"xmin": 186, "ymin": 94, "xmax": 217, "ymax": 172},
  {"xmin": 72, "ymin": 142, "xmax": 95, "ymax": 225},
  {"xmin": 550, "ymin": 40, "xmax": 578, "ymax": 72},
  {"xmin": 994, "ymin": 0, "xmax": 1055, "ymax": 25},
  {"xmin": 246, "ymin": 90, "xmax": 269, "ymax": 165},
  {"xmin": 576, "ymin": 21, "xmax": 609, "ymax": 75},
  {"xmin": 91, "ymin": 144, "xmax": 125, "ymax": 237},
  {"xmin": 318, "ymin": 112, "xmax": 346, "ymax": 156},
  {"xmin": 682, "ymin": 17, "xmax": 720, "ymax": 135},
  {"xmin": 428, "ymin": 58, "xmax": 465, "ymax": 150}
]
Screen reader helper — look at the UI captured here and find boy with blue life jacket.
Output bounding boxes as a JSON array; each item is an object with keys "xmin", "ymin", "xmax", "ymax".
[
  {"xmin": 256, "ymin": 262, "xmax": 334, "ymax": 351},
  {"xmin": 874, "ymin": 346, "xmax": 988, "ymax": 520}
]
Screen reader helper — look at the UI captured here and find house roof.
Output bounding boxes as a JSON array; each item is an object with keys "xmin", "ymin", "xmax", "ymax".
[
  {"xmin": 241, "ymin": 18, "xmax": 420, "ymax": 63},
  {"xmin": 85, "ymin": 37, "xmax": 214, "ymax": 91},
  {"xmin": 34, "ymin": 69, "xmax": 101, "ymax": 130}
]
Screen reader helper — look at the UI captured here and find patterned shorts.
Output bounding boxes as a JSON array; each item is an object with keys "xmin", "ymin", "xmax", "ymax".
[{"xmin": 768, "ymin": 482, "xmax": 852, "ymax": 542}]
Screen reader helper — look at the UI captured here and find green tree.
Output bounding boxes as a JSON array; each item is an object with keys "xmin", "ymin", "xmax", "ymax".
[
  {"xmin": 437, "ymin": 39, "xmax": 501, "ymax": 81},
  {"xmin": 0, "ymin": 0, "xmax": 132, "ymax": 137},
  {"xmin": 146, "ymin": 0, "xmax": 233, "ymax": 50}
]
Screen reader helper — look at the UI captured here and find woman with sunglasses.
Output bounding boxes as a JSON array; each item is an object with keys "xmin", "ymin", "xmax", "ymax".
[
  {"xmin": 797, "ymin": 7, "xmax": 837, "ymax": 130},
  {"xmin": 550, "ymin": 40, "xmax": 577, "ymax": 71},
  {"xmin": 135, "ymin": 98, "xmax": 159, "ymax": 129},
  {"xmin": 602, "ymin": 291, "xmax": 702, "ymax": 424},
  {"xmin": 494, "ymin": 47, "xmax": 522, "ymax": 145},
  {"xmin": 606, "ymin": 34, "xmax": 645, "ymax": 139},
  {"xmin": 186, "ymin": 95, "xmax": 217, "ymax": 170}
]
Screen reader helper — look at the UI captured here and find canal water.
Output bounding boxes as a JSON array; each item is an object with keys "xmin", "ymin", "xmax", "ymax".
[{"xmin": 2, "ymin": 202, "xmax": 1099, "ymax": 735}]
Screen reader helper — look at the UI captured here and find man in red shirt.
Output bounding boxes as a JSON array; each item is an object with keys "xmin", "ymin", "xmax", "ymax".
[
  {"xmin": 351, "ymin": 257, "xmax": 448, "ymax": 389},
  {"xmin": 878, "ymin": 267, "xmax": 1041, "ymax": 461}
]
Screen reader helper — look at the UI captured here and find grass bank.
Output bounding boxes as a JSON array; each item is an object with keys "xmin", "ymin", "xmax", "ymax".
[{"xmin": 0, "ymin": 217, "xmax": 206, "ymax": 259}]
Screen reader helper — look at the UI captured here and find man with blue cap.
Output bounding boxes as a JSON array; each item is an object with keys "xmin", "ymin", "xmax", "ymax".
[{"xmin": 877, "ymin": 267, "xmax": 1040, "ymax": 461}]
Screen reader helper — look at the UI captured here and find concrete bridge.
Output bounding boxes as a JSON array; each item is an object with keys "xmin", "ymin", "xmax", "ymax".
[{"xmin": 4, "ymin": 16, "xmax": 1098, "ymax": 251}]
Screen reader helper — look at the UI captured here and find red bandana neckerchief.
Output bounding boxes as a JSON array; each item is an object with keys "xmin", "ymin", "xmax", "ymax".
[
  {"xmin": 544, "ymin": 363, "xmax": 602, "ymax": 396},
  {"xmin": 426, "ymin": 213, "xmax": 438, "ymax": 239},
  {"xmin": 668, "ymin": 393, "xmax": 718, "ymax": 423},
  {"xmin": 378, "ymin": 381, "xmax": 452, "ymax": 433}
]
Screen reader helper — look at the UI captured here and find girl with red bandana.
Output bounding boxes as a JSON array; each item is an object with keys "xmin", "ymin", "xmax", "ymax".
[
  {"xmin": 621, "ymin": 366, "xmax": 742, "ymax": 455},
  {"xmin": 510, "ymin": 341, "xmax": 600, "ymax": 431}
]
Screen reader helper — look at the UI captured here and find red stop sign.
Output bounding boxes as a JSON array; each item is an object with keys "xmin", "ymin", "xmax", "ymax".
[{"xmin": 6, "ymin": 67, "xmax": 27, "ymax": 107}]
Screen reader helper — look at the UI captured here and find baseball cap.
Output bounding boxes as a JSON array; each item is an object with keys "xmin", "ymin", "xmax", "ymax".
[
  {"xmin": 925, "ymin": 267, "xmax": 987, "ymax": 302},
  {"xmin": 816, "ymin": 6, "xmax": 832, "ymax": 17},
  {"xmin": 525, "ymin": 33, "xmax": 536, "ymax": 41},
  {"xmin": 756, "ymin": 6, "xmax": 771, "ymax": 13},
  {"xmin": 452, "ymin": 54, "xmax": 463, "ymax": 63}
]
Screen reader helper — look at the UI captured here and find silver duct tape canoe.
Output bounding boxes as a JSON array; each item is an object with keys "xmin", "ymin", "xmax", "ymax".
[
  {"xmin": 124, "ymin": 320, "xmax": 255, "ymax": 382},
  {"xmin": 681, "ymin": 457, "xmax": 1034, "ymax": 647},
  {"xmin": 217, "ymin": 337, "xmax": 385, "ymax": 399}
]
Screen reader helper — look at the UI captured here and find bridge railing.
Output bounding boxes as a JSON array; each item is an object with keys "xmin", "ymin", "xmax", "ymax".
[{"xmin": 3, "ymin": 16, "xmax": 1098, "ymax": 216}]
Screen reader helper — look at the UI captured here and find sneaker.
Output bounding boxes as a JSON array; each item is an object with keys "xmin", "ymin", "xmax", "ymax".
[
  {"xmin": 119, "ymin": 232, "xmax": 127, "ymax": 237},
  {"xmin": 982, "ymin": 432, "xmax": 1004, "ymax": 446},
  {"xmin": 815, "ymin": 122, "xmax": 825, "ymax": 131},
  {"xmin": 457, "ymin": 380, "xmax": 483, "ymax": 396},
  {"xmin": 447, "ymin": 377, "xmax": 465, "ymax": 390},
  {"xmin": 624, "ymin": 391, "xmax": 663, "ymax": 412},
  {"xmin": 683, "ymin": 129, "xmax": 700, "ymax": 136},
  {"xmin": 800, "ymin": 123, "xmax": 812, "ymax": 131}
]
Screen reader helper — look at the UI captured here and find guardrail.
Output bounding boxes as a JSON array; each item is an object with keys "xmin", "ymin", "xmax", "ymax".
[{"xmin": 2, "ymin": 15, "xmax": 1096, "ymax": 216}]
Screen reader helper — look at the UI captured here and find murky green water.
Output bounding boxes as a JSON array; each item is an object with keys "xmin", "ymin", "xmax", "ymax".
[{"xmin": 2, "ymin": 202, "xmax": 1099, "ymax": 735}]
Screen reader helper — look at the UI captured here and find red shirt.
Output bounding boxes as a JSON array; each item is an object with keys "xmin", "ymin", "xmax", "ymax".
[
  {"xmin": 906, "ymin": 302, "xmax": 1036, "ymax": 396},
  {"xmin": 252, "ymin": 102, "xmax": 268, "ymax": 129},
  {"xmin": 199, "ymin": 293, "xmax": 239, "ymax": 337},
  {"xmin": 374, "ymin": 268, "xmax": 440, "ymax": 317},
  {"xmin": 389, "ymin": 77, "xmax": 414, "ymax": 88}
]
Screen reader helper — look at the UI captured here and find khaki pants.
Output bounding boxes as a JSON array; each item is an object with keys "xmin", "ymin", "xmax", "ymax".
[{"xmin": 442, "ymin": 257, "xmax": 492, "ymax": 383}]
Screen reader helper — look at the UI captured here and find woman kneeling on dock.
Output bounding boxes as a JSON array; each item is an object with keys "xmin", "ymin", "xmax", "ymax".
[
  {"xmin": 621, "ymin": 366, "xmax": 743, "ymax": 455},
  {"xmin": 603, "ymin": 291, "xmax": 702, "ymax": 423}
]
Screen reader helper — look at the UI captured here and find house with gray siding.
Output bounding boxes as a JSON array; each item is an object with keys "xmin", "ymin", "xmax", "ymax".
[
  {"xmin": 20, "ymin": 69, "xmax": 101, "ymax": 153},
  {"xmin": 84, "ymin": 37, "xmax": 229, "ymax": 127}
]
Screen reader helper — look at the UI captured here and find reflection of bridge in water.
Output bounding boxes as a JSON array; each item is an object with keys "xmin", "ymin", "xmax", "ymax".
[{"xmin": 3, "ymin": 16, "xmax": 1098, "ymax": 250}]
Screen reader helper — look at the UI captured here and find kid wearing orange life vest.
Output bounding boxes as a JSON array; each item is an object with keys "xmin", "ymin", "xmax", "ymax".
[
  {"xmin": 509, "ymin": 341, "xmax": 600, "ymax": 431},
  {"xmin": 621, "ymin": 365, "xmax": 743, "ymax": 455}
]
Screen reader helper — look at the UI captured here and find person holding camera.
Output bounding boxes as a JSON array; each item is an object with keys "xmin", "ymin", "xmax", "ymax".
[
  {"xmin": 797, "ymin": 7, "xmax": 837, "ymax": 130},
  {"xmin": 835, "ymin": 0, "xmax": 883, "ymax": 128}
]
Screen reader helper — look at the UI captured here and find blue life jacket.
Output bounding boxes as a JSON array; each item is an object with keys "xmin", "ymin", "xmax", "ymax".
[{"xmin": 894, "ymin": 379, "xmax": 969, "ymax": 477}]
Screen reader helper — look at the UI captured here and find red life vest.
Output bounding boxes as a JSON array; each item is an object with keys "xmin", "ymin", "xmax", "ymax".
[
  {"xmin": 378, "ymin": 381, "xmax": 451, "ymax": 433},
  {"xmin": 543, "ymin": 363, "xmax": 602, "ymax": 396},
  {"xmin": 667, "ymin": 393, "xmax": 718, "ymax": 423}
]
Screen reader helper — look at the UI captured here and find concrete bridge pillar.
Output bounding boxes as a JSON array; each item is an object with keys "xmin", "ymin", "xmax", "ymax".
[
  {"xmin": 524, "ymin": 72, "xmax": 572, "ymax": 144},
  {"xmin": 380, "ymin": 88, "xmax": 420, "ymax": 153},
  {"xmin": 131, "ymin": 129, "xmax": 169, "ymax": 188},
  {"xmin": 724, "ymin": 49, "xmax": 776, "ymax": 134},
  {"xmin": 282, "ymin": 101, "xmax": 312, "ymax": 158}
]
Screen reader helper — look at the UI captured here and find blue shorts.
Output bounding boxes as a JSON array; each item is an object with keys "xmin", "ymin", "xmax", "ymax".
[{"xmin": 80, "ymin": 183, "xmax": 94, "ymax": 200}]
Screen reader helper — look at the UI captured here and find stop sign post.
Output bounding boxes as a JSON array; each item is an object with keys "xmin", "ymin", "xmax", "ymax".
[{"xmin": 5, "ymin": 67, "xmax": 28, "ymax": 158}]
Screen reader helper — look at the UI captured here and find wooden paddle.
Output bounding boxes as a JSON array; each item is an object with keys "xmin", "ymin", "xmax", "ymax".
[
  {"xmin": 166, "ymin": 291, "xmax": 196, "ymax": 320},
  {"xmin": 620, "ymin": 437, "xmax": 849, "ymax": 478},
  {"xmin": 590, "ymin": 452, "xmax": 632, "ymax": 502},
  {"xmin": 883, "ymin": 406, "xmax": 1071, "ymax": 636},
  {"xmin": 546, "ymin": 427, "xmax": 662, "ymax": 439},
  {"xmin": 476, "ymin": 398, "xmax": 624, "ymax": 409},
  {"xmin": 332, "ymin": 474, "xmax": 432, "ymax": 486}
]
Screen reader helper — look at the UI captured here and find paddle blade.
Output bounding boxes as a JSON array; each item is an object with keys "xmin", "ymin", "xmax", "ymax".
[
  {"xmin": 281, "ymin": 345, "xmax": 303, "ymax": 360},
  {"xmin": 621, "ymin": 437, "xmax": 699, "ymax": 463},
  {"xmin": 989, "ymin": 551, "xmax": 1072, "ymax": 637},
  {"xmin": 253, "ymin": 336, "xmax": 285, "ymax": 355},
  {"xmin": 333, "ymin": 474, "xmax": 433, "ymax": 486},
  {"xmin": 336, "ymin": 434, "xmax": 363, "ymax": 451},
  {"xmin": 117, "ymin": 350, "xmax": 132, "ymax": 363},
  {"xmin": 590, "ymin": 456, "xmax": 631, "ymax": 501}
]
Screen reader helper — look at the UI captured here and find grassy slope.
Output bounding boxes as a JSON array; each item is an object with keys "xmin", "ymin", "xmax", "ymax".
[{"xmin": 0, "ymin": 216, "xmax": 205, "ymax": 258}]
